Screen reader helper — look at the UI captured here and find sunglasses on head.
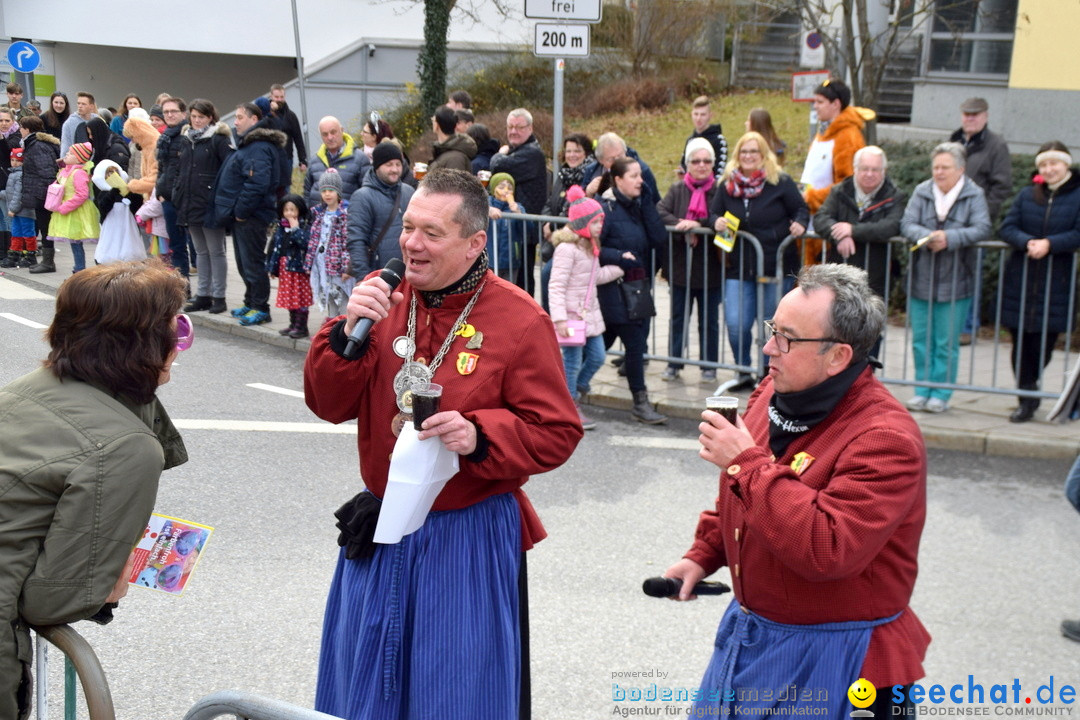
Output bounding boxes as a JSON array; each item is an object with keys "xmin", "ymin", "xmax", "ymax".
[{"xmin": 175, "ymin": 313, "xmax": 194, "ymax": 351}]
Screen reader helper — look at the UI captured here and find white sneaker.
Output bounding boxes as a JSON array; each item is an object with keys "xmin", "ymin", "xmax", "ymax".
[
  {"xmin": 925, "ymin": 397, "xmax": 949, "ymax": 413},
  {"xmin": 906, "ymin": 396, "xmax": 929, "ymax": 412}
]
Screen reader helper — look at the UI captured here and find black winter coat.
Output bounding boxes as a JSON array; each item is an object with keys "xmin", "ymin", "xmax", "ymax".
[
  {"xmin": 708, "ymin": 173, "xmax": 809, "ymax": 279},
  {"xmin": 86, "ymin": 118, "xmax": 130, "ymax": 172},
  {"xmin": 597, "ymin": 188, "xmax": 668, "ymax": 326},
  {"xmin": 489, "ymin": 135, "xmax": 548, "ymax": 214},
  {"xmin": 999, "ymin": 171, "xmax": 1080, "ymax": 333},
  {"xmin": 20, "ymin": 132, "xmax": 61, "ymax": 210},
  {"xmin": 155, "ymin": 121, "xmax": 189, "ymax": 201},
  {"xmin": 173, "ymin": 122, "xmax": 233, "ymax": 227},
  {"xmin": 212, "ymin": 127, "xmax": 286, "ymax": 227},
  {"xmin": 813, "ymin": 175, "xmax": 907, "ymax": 298},
  {"xmin": 277, "ymin": 102, "xmax": 307, "ymax": 167}
]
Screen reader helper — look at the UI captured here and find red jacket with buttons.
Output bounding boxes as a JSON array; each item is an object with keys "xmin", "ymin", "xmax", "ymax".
[{"xmin": 684, "ymin": 367, "xmax": 930, "ymax": 687}]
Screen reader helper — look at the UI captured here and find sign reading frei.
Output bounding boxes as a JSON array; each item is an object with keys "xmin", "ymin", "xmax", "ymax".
[{"xmin": 524, "ymin": 0, "xmax": 602, "ymax": 22}]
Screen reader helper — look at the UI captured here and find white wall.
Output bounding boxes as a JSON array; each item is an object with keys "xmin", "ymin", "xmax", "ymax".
[{"xmin": 3, "ymin": 0, "xmax": 530, "ymax": 69}]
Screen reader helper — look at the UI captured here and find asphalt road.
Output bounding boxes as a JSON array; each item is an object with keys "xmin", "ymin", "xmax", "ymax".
[{"xmin": 2, "ymin": 276, "xmax": 1079, "ymax": 719}]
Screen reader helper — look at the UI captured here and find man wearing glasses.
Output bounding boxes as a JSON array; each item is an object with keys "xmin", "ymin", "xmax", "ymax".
[
  {"xmin": 664, "ymin": 264, "xmax": 929, "ymax": 718},
  {"xmin": 489, "ymin": 108, "xmax": 547, "ymax": 291}
]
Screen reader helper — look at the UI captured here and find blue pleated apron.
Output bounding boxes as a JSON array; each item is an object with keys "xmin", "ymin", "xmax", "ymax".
[
  {"xmin": 315, "ymin": 492, "xmax": 521, "ymax": 720},
  {"xmin": 695, "ymin": 598, "xmax": 902, "ymax": 717}
]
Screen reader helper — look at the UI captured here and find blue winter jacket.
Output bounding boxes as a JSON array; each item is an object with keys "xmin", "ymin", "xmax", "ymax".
[{"xmin": 212, "ymin": 126, "xmax": 285, "ymax": 227}]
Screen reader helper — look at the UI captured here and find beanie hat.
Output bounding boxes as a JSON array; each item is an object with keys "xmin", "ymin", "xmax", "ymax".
[
  {"xmin": 69, "ymin": 142, "xmax": 93, "ymax": 164},
  {"xmin": 684, "ymin": 137, "xmax": 716, "ymax": 167},
  {"xmin": 253, "ymin": 96, "xmax": 272, "ymax": 118},
  {"xmin": 371, "ymin": 141, "xmax": 403, "ymax": 172},
  {"xmin": 319, "ymin": 168, "xmax": 344, "ymax": 196},
  {"xmin": 566, "ymin": 184, "xmax": 604, "ymax": 239},
  {"xmin": 128, "ymin": 107, "xmax": 150, "ymax": 123},
  {"xmin": 149, "ymin": 105, "xmax": 165, "ymax": 122},
  {"xmin": 9, "ymin": 147, "xmax": 23, "ymax": 161},
  {"xmin": 488, "ymin": 172, "xmax": 515, "ymax": 196}
]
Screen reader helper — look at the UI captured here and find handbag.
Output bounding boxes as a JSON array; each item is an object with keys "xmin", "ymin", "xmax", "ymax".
[
  {"xmin": 555, "ymin": 253, "xmax": 598, "ymax": 347},
  {"xmin": 44, "ymin": 181, "xmax": 65, "ymax": 213},
  {"xmin": 618, "ymin": 276, "xmax": 656, "ymax": 321}
]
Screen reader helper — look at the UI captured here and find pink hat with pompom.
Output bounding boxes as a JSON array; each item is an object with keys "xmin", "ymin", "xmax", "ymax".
[{"xmin": 565, "ymin": 184, "xmax": 604, "ymax": 239}]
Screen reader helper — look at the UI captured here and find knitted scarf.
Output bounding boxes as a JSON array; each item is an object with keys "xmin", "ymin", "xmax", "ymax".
[{"xmin": 727, "ymin": 168, "xmax": 767, "ymax": 199}]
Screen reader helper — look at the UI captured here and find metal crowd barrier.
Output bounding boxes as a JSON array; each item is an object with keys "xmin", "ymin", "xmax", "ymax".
[
  {"xmin": 31, "ymin": 624, "xmax": 115, "ymax": 720},
  {"xmin": 493, "ymin": 211, "xmax": 1080, "ymax": 403}
]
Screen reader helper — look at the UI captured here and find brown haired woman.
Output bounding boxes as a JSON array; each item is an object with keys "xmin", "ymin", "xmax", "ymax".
[{"xmin": 0, "ymin": 259, "xmax": 190, "ymax": 719}]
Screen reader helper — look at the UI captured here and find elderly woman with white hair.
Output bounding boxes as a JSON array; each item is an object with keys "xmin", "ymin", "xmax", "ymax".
[
  {"xmin": 657, "ymin": 137, "xmax": 724, "ymax": 383},
  {"xmin": 901, "ymin": 141, "xmax": 991, "ymax": 413}
]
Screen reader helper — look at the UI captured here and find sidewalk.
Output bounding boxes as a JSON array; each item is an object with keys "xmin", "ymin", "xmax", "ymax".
[{"xmin": 7, "ymin": 241, "xmax": 1078, "ymax": 460}]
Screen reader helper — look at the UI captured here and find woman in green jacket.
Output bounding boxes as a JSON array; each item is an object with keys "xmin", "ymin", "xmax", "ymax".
[{"xmin": 0, "ymin": 259, "xmax": 189, "ymax": 720}]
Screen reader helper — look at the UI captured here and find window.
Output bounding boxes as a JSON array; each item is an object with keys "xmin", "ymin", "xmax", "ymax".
[{"xmin": 927, "ymin": 0, "xmax": 1017, "ymax": 77}]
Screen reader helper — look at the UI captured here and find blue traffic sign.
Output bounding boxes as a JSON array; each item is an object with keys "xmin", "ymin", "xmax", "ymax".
[{"xmin": 7, "ymin": 42, "xmax": 40, "ymax": 73}]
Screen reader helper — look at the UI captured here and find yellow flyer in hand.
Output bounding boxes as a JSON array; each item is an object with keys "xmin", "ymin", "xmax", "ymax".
[{"xmin": 713, "ymin": 212, "xmax": 741, "ymax": 253}]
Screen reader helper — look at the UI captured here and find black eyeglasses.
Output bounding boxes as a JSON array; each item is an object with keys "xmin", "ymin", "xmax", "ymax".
[{"xmin": 763, "ymin": 319, "xmax": 843, "ymax": 354}]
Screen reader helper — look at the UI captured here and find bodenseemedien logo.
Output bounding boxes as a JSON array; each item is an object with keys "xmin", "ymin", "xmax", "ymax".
[{"xmin": 849, "ymin": 678, "xmax": 877, "ymax": 718}]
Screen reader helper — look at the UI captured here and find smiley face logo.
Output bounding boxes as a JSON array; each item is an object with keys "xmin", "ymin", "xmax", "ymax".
[{"xmin": 848, "ymin": 678, "xmax": 876, "ymax": 709}]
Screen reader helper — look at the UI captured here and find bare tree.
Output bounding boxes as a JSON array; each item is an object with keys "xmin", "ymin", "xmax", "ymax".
[
  {"xmin": 602, "ymin": 0, "xmax": 734, "ymax": 76},
  {"xmin": 764, "ymin": 0, "xmax": 967, "ymax": 110}
]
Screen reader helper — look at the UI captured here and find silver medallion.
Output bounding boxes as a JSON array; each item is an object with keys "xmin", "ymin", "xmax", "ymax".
[
  {"xmin": 393, "ymin": 361, "xmax": 432, "ymax": 395},
  {"xmin": 396, "ymin": 387, "xmax": 416, "ymax": 414},
  {"xmin": 392, "ymin": 335, "xmax": 415, "ymax": 359}
]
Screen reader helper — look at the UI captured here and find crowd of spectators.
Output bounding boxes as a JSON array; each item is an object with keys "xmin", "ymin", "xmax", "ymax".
[{"xmin": 1, "ymin": 78, "xmax": 1076, "ymax": 423}]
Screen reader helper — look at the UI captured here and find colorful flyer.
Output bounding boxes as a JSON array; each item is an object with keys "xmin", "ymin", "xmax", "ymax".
[{"xmin": 127, "ymin": 513, "xmax": 213, "ymax": 596}]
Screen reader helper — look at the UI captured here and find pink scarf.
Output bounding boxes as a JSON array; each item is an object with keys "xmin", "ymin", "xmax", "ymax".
[{"xmin": 682, "ymin": 172, "xmax": 715, "ymax": 221}]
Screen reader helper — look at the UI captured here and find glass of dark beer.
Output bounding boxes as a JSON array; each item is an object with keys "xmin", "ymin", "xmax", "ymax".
[
  {"xmin": 706, "ymin": 395, "xmax": 738, "ymax": 425},
  {"xmin": 412, "ymin": 382, "xmax": 443, "ymax": 431}
]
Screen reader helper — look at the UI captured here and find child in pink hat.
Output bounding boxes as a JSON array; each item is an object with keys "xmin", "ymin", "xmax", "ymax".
[{"xmin": 46, "ymin": 142, "xmax": 99, "ymax": 272}]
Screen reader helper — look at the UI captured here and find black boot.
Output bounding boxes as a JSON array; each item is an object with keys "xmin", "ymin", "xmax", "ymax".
[
  {"xmin": 631, "ymin": 390, "xmax": 666, "ymax": 424},
  {"xmin": 1010, "ymin": 396, "xmax": 1039, "ymax": 423},
  {"xmin": 184, "ymin": 295, "xmax": 213, "ymax": 312},
  {"xmin": 18, "ymin": 251, "xmax": 35, "ymax": 268},
  {"xmin": 288, "ymin": 308, "xmax": 310, "ymax": 339},
  {"xmin": 0, "ymin": 250, "xmax": 17, "ymax": 268},
  {"xmin": 208, "ymin": 297, "xmax": 227, "ymax": 314},
  {"xmin": 29, "ymin": 246, "xmax": 56, "ymax": 274},
  {"xmin": 279, "ymin": 310, "xmax": 297, "ymax": 336}
]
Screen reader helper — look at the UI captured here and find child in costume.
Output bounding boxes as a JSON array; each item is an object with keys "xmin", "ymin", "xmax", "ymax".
[
  {"xmin": 485, "ymin": 172, "xmax": 524, "ymax": 281},
  {"xmin": 267, "ymin": 194, "xmax": 313, "ymax": 339},
  {"xmin": 46, "ymin": 142, "xmax": 99, "ymax": 272},
  {"xmin": 135, "ymin": 195, "xmax": 171, "ymax": 260},
  {"xmin": 92, "ymin": 160, "xmax": 146, "ymax": 264},
  {"xmin": 1, "ymin": 148, "xmax": 37, "ymax": 268},
  {"xmin": 303, "ymin": 168, "xmax": 354, "ymax": 322}
]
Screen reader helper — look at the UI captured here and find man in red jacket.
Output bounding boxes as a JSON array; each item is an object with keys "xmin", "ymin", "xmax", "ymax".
[
  {"xmin": 304, "ymin": 168, "xmax": 582, "ymax": 720},
  {"xmin": 665, "ymin": 263, "xmax": 929, "ymax": 718}
]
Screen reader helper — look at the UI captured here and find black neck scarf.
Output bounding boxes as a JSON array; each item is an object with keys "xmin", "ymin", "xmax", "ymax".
[
  {"xmin": 419, "ymin": 251, "xmax": 490, "ymax": 308},
  {"xmin": 768, "ymin": 360, "xmax": 868, "ymax": 457}
]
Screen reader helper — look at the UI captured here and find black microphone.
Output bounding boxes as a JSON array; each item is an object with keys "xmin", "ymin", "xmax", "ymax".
[
  {"xmin": 343, "ymin": 258, "xmax": 407, "ymax": 359},
  {"xmin": 642, "ymin": 577, "xmax": 731, "ymax": 599}
]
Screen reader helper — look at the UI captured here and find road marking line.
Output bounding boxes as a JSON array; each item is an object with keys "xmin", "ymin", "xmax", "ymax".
[
  {"xmin": 0, "ymin": 312, "xmax": 48, "ymax": 329},
  {"xmin": 0, "ymin": 277, "xmax": 52, "ymax": 300},
  {"xmin": 246, "ymin": 382, "xmax": 305, "ymax": 398},
  {"xmin": 609, "ymin": 435, "xmax": 700, "ymax": 451},
  {"xmin": 173, "ymin": 419, "xmax": 354, "ymax": 434}
]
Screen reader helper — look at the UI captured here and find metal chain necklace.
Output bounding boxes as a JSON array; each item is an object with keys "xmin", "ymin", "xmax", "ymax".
[{"xmin": 391, "ymin": 281, "xmax": 487, "ymax": 415}]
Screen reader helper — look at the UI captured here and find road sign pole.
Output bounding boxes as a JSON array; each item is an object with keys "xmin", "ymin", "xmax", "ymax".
[{"xmin": 552, "ymin": 58, "xmax": 564, "ymax": 194}]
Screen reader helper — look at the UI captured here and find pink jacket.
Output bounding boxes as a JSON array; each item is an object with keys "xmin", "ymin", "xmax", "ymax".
[
  {"xmin": 135, "ymin": 196, "xmax": 170, "ymax": 239},
  {"xmin": 547, "ymin": 230, "xmax": 623, "ymax": 336},
  {"xmin": 56, "ymin": 164, "xmax": 91, "ymax": 215}
]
